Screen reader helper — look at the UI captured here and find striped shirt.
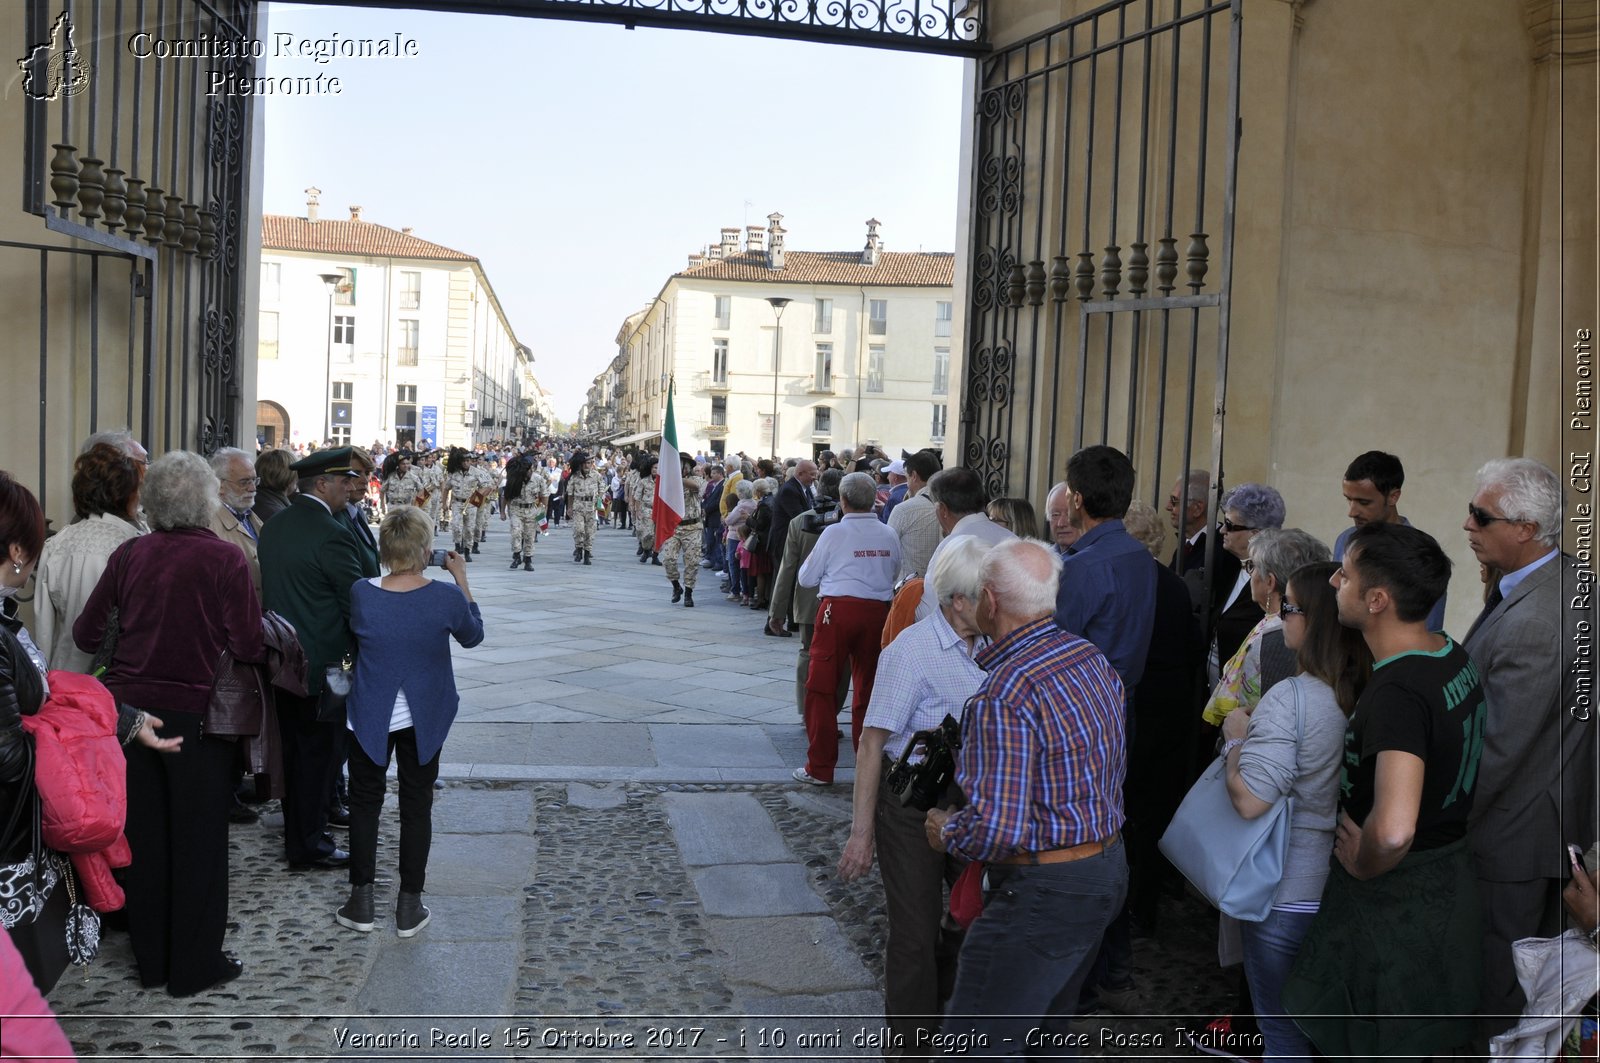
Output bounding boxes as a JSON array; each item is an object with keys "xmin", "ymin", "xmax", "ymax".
[
  {"xmin": 943, "ymin": 617, "xmax": 1127, "ymax": 862},
  {"xmin": 863, "ymin": 606, "xmax": 987, "ymax": 760}
]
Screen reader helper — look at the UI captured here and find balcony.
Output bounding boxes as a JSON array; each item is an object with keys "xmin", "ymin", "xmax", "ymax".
[
  {"xmin": 704, "ymin": 421, "xmax": 729, "ymax": 439},
  {"xmin": 696, "ymin": 371, "xmax": 731, "ymax": 394}
]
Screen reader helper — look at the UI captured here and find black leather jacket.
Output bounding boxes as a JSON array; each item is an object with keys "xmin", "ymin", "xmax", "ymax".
[{"xmin": 0, "ymin": 599, "xmax": 45, "ymax": 786}]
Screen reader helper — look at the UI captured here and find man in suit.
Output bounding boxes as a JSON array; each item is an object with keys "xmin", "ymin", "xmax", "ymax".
[
  {"xmin": 257, "ymin": 448, "xmax": 369, "ymax": 870},
  {"xmin": 340, "ymin": 448, "xmax": 381, "ymax": 576},
  {"xmin": 767, "ymin": 459, "xmax": 819, "ymax": 570},
  {"xmin": 1166, "ymin": 468, "xmax": 1242, "ymax": 619},
  {"xmin": 1462, "ymin": 457, "xmax": 1597, "ymax": 1036}
]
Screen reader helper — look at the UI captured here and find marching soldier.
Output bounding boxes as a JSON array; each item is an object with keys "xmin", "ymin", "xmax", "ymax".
[
  {"xmin": 419, "ymin": 450, "xmax": 446, "ymax": 531},
  {"xmin": 446, "ymin": 448, "xmax": 479, "ymax": 561},
  {"xmin": 624, "ymin": 456, "xmax": 643, "ymax": 546},
  {"xmin": 473, "ymin": 454, "xmax": 499, "ymax": 547},
  {"xmin": 380, "ymin": 451, "xmax": 425, "ymax": 511},
  {"xmin": 501, "ymin": 452, "xmax": 548, "ymax": 571},
  {"xmin": 632, "ymin": 455, "xmax": 660, "ymax": 565},
  {"xmin": 661, "ymin": 452, "xmax": 706, "ymax": 606},
  {"xmin": 566, "ymin": 451, "xmax": 605, "ymax": 565}
]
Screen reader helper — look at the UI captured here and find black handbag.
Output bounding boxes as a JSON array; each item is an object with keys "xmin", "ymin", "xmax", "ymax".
[{"xmin": 0, "ymin": 741, "xmax": 78, "ymax": 994}]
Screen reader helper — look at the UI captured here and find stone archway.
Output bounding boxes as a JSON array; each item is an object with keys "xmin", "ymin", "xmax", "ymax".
[{"xmin": 255, "ymin": 400, "xmax": 289, "ymax": 449}]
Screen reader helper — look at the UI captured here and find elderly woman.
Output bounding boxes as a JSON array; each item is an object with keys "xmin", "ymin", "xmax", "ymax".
[
  {"xmin": 33, "ymin": 443, "xmax": 146, "ymax": 672},
  {"xmin": 838, "ymin": 535, "xmax": 991, "ymax": 1056},
  {"xmin": 251, "ymin": 447, "xmax": 297, "ymax": 525},
  {"xmin": 73, "ymin": 452, "xmax": 264, "ymax": 996},
  {"xmin": 1210, "ymin": 483, "xmax": 1287, "ymax": 685},
  {"xmin": 745, "ymin": 477, "xmax": 779, "ymax": 609},
  {"xmin": 336, "ymin": 506, "xmax": 482, "ymax": 938},
  {"xmin": 723, "ymin": 479, "xmax": 758, "ymax": 604},
  {"xmin": 1203, "ymin": 528, "xmax": 1329, "ymax": 726},
  {"xmin": 1216, "ymin": 562, "xmax": 1372, "ymax": 1063},
  {"xmin": 984, "ymin": 496, "xmax": 1040, "ymax": 540}
]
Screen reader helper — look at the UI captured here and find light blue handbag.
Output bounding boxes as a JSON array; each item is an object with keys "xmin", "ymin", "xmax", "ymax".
[{"xmin": 1158, "ymin": 678, "xmax": 1305, "ymax": 922}]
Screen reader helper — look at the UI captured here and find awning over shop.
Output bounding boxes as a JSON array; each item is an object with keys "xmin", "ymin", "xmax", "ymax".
[{"xmin": 607, "ymin": 430, "xmax": 662, "ymax": 447}]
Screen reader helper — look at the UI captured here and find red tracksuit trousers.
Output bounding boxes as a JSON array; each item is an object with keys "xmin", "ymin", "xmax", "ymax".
[{"xmin": 802, "ymin": 595, "xmax": 891, "ymax": 783}]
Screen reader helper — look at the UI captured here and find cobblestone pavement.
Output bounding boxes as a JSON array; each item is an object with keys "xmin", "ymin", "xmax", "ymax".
[{"xmin": 40, "ymin": 518, "xmax": 1236, "ymax": 1061}]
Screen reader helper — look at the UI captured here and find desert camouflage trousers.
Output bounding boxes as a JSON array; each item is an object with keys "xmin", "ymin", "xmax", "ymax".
[
  {"xmin": 571, "ymin": 504, "xmax": 599, "ymax": 550},
  {"xmin": 508, "ymin": 503, "xmax": 542, "ymax": 555},
  {"xmin": 452, "ymin": 499, "xmax": 479, "ymax": 548},
  {"xmin": 661, "ymin": 524, "xmax": 702, "ymax": 587}
]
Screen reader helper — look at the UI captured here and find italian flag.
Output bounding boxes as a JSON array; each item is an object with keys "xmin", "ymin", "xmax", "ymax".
[{"xmin": 652, "ymin": 380, "xmax": 684, "ymax": 551}]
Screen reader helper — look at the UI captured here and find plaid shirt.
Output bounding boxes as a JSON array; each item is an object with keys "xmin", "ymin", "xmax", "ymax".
[{"xmin": 943, "ymin": 617, "xmax": 1126, "ymax": 862}]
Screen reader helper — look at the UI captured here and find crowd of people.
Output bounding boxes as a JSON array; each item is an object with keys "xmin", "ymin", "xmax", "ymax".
[{"xmin": 2, "ymin": 427, "xmax": 1597, "ymax": 1060}]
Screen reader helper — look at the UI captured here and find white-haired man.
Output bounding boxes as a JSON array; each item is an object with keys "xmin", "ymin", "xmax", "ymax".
[
  {"xmin": 925, "ymin": 538, "xmax": 1127, "ymax": 1050},
  {"xmin": 1462, "ymin": 457, "xmax": 1597, "ymax": 1037},
  {"xmin": 209, "ymin": 447, "xmax": 263, "ymax": 593}
]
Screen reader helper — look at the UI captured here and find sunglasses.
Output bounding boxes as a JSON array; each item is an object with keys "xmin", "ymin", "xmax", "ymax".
[
  {"xmin": 1242, "ymin": 558, "xmax": 1257, "ymax": 574},
  {"xmin": 1281, "ymin": 601, "xmax": 1306, "ymax": 618},
  {"xmin": 1221, "ymin": 519, "xmax": 1255, "ymax": 533},
  {"xmin": 1466, "ymin": 503, "xmax": 1517, "ymax": 528}
]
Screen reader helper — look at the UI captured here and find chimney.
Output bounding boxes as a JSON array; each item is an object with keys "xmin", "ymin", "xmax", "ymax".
[
  {"xmin": 745, "ymin": 225, "xmax": 764, "ymax": 254},
  {"xmin": 687, "ymin": 252, "xmax": 705, "ymax": 269},
  {"xmin": 305, "ymin": 185, "xmax": 321, "ymax": 223},
  {"xmin": 349, "ymin": 205, "xmax": 363, "ymax": 221},
  {"xmin": 766, "ymin": 211, "xmax": 786, "ymax": 271},
  {"xmin": 401, "ymin": 227, "xmax": 414, "ymax": 235},
  {"xmin": 706, "ymin": 244, "xmax": 723, "ymax": 261},
  {"xmin": 719, "ymin": 227, "xmax": 740, "ymax": 258},
  {"xmin": 862, "ymin": 217, "xmax": 882, "ymax": 266}
]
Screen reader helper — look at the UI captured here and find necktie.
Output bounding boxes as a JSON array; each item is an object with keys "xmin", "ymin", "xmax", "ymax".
[{"xmin": 1467, "ymin": 582, "xmax": 1504, "ymax": 640}]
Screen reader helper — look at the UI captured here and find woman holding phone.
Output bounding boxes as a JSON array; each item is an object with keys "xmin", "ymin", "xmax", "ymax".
[{"xmin": 335, "ymin": 506, "xmax": 483, "ymax": 938}]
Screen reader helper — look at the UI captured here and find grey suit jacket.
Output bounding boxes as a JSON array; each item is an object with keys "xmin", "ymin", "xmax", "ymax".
[{"xmin": 1464, "ymin": 553, "xmax": 1597, "ymax": 880}]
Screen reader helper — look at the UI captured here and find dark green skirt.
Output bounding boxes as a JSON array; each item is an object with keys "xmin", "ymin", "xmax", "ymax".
[{"xmin": 1281, "ymin": 837, "xmax": 1480, "ymax": 1060}]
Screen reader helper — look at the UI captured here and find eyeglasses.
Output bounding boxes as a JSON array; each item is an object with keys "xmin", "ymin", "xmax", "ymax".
[
  {"xmin": 1466, "ymin": 503, "xmax": 1517, "ymax": 528},
  {"xmin": 229, "ymin": 476, "xmax": 260, "ymax": 487},
  {"xmin": 1242, "ymin": 558, "xmax": 1258, "ymax": 574},
  {"xmin": 1221, "ymin": 519, "xmax": 1255, "ymax": 533},
  {"xmin": 1281, "ymin": 601, "xmax": 1307, "ymax": 618}
]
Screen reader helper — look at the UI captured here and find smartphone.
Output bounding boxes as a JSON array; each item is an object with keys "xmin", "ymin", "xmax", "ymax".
[
  {"xmin": 428, "ymin": 548, "xmax": 450, "ymax": 568},
  {"xmin": 1570, "ymin": 844, "xmax": 1587, "ymax": 876}
]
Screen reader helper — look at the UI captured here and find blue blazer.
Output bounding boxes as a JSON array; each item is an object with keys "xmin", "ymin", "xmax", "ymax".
[{"xmin": 346, "ymin": 578, "xmax": 484, "ymax": 764}]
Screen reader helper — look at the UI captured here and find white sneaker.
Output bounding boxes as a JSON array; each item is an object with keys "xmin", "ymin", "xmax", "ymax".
[{"xmin": 791, "ymin": 766, "xmax": 831, "ymax": 786}]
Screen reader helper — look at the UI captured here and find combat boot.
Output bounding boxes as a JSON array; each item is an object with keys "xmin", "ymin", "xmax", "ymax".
[
  {"xmin": 582, "ymin": 549, "xmax": 592, "ymax": 566},
  {"xmin": 335, "ymin": 883, "xmax": 374, "ymax": 933},
  {"xmin": 461, "ymin": 546, "xmax": 472, "ymax": 563},
  {"xmin": 523, "ymin": 557, "xmax": 533, "ymax": 571},
  {"xmin": 683, "ymin": 588, "xmax": 694, "ymax": 608},
  {"xmin": 509, "ymin": 552, "xmax": 522, "ymax": 570},
  {"xmin": 639, "ymin": 550, "xmax": 649, "ymax": 564},
  {"xmin": 395, "ymin": 891, "xmax": 430, "ymax": 939},
  {"xmin": 671, "ymin": 580, "xmax": 683, "ymax": 604},
  {"xmin": 651, "ymin": 552, "xmax": 662, "ymax": 566},
  {"xmin": 573, "ymin": 546, "xmax": 582, "ymax": 563}
]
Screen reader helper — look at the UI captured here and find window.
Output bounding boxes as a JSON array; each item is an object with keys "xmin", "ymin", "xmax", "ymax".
[
  {"xmin": 332, "ymin": 382, "xmax": 354, "ymax": 400},
  {"xmin": 396, "ymin": 384, "xmax": 417, "ymax": 403},
  {"xmin": 814, "ymin": 406, "xmax": 832, "ymax": 435},
  {"xmin": 334, "ymin": 267, "xmax": 356, "ymax": 306},
  {"xmin": 710, "ymin": 395, "xmax": 727, "ymax": 427},
  {"xmin": 257, "ymin": 311, "xmax": 279, "ymax": 361},
  {"xmin": 814, "ymin": 343, "xmax": 833, "ymax": 391},
  {"xmin": 712, "ymin": 338, "xmax": 729, "ymax": 384},
  {"xmin": 330, "ymin": 381, "xmax": 354, "ymax": 446},
  {"xmin": 933, "ymin": 347, "xmax": 950, "ymax": 396},
  {"xmin": 935, "ymin": 300, "xmax": 953, "ymax": 337},
  {"xmin": 869, "ymin": 299, "xmax": 887, "ymax": 335},
  {"xmin": 333, "ymin": 315, "xmax": 355, "ymax": 345},
  {"xmin": 398, "ymin": 319, "xmax": 419, "ymax": 366},
  {"xmin": 399, "ymin": 271, "xmax": 421, "ymax": 310},
  {"xmin": 395, "ymin": 385, "xmax": 418, "ymax": 447},
  {"xmin": 814, "ymin": 298, "xmax": 832, "ymax": 334},
  {"xmin": 867, "ymin": 345, "xmax": 885, "ymax": 392},
  {"xmin": 931, "ymin": 402, "xmax": 947, "ymax": 441},
  {"xmin": 261, "ymin": 261, "xmax": 280, "ymax": 303},
  {"xmin": 714, "ymin": 295, "xmax": 730, "ymax": 330}
]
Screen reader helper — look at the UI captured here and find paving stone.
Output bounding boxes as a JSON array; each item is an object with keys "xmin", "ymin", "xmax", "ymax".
[
  {"xmin": 421, "ymin": 835, "xmax": 535, "ymax": 895},
  {"xmin": 663, "ymin": 792, "xmax": 791, "ymax": 866},
  {"xmin": 440, "ymin": 723, "xmax": 533, "ymax": 764},
  {"xmin": 525, "ymin": 722, "xmax": 653, "ymax": 765},
  {"xmin": 565, "ymin": 782, "xmax": 626, "ymax": 809},
  {"xmin": 430, "ymin": 789, "xmax": 534, "ymax": 834},
  {"xmin": 704, "ymin": 916, "xmax": 876, "ymax": 994},
  {"xmin": 691, "ymin": 864, "xmax": 831, "ymax": 917},
  {"xmin": 784, "ymin": 789, "xmax": 855, "ymax": 823},
  {"xmin": 651, "ymin": 724, "xmax": 784, "ymax": 768},
  {"xmin": 354, "ymin": 941, "xmax": 520, "ymax": 1015}
]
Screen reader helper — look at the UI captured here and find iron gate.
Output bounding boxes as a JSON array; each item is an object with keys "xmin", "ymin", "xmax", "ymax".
[{"xmin": 960, "ymin": 0, "xmax": 1242, "ymax": 528}]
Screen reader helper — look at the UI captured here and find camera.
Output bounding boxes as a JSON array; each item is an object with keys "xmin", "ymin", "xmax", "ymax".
[
  {"xmin": 428, "ymin": 548, "xmax": 449, "ymax": 568},
  {"xmin": 883, "ymin": 714, "xmax": 963, "ymax": 811}
]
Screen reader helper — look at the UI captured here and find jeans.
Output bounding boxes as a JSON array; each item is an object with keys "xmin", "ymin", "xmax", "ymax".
[
  {"xmin": 943, "ymin": 839, "xmax": 1128, "ymax": 1057},
  {"xmin": 1238, "ymin": 907, "xmax": 1319, "ymax": 1063}
]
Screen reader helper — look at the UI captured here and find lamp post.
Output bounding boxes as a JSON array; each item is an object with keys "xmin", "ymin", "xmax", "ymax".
[
  {"xmin": 318, "ymin": 272, "xmax": 342, "ymax": 444},
  {"xmin": 766, "ymin": 296, "xmax": 791, "ymax": 459}
]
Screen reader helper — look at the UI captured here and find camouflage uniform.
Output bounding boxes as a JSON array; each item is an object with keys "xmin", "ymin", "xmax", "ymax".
[
  {"xmin": 631, "ymin": 467, "xmax": 657, "ymax": 555},
  {"xmin": 506, "ymin": 466, "xmax": 548, "ymax": 561},
  {"xmin": 566, "ymin": 469, "xmax": 605, "ymax": 555},
  {"xmin": 448, "ymin": 467, "xmax": 481, "ymax": 552},
  {"xmin": 661, "ymin": 472, "xmax": 706, "ymax": 591},
  {"xmin": 382, "ymin": 467, "xmax": 425, "ymax": 510},
  {"xmin": 473, "ymin": 462, "xmax": 499, "ymax": 543},
  {"xmin": 421, "ymin": 458, "xmax": 446, "ymax": 530}
]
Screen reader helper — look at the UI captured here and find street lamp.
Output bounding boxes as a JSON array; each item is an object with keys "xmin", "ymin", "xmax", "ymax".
[
  {"xmin": 767, "ymin": 296, "xmax": 791, "ymax": 459},
  {"xmin": 318, "ymin": 272, "xmax": 342, "ymax": 444}
]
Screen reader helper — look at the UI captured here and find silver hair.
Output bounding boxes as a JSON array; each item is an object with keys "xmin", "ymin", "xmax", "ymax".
[
  {"xmin": 735, "ymin": 480, "xmax": 755, "ymax": 500},
  {"xmin": 1223, "ymin": 482, "xmax": 1286, "ymax": 531},
  {"xmin": 931, "ymin": 535, "xmax": 993, "ymax": 607},
  {"xmin": 142, "ymin": 451, "xmax": 220, "ymax": 531},
  {"xmin": 1122, "ymin": 499, "xmax": 1167, "ymax": 558},
  {"xmin": 1248, "ymin": 528, "xmax": 1331, "ymax": 592},
  {"xmin": 79, "ymin": 429, "xmax": 138, "ymax": 457},
  {"xmin": 753, "ymin": 477, "xmax": 776, "ymax": 498},
  {"xmin": 980, "ymin": 538, "xmax": 1062, "ymax": 619},
  {"xmin": 1476, "ymin": 458, "xmax": 1563, "ymax": 546},
  {"xmin": 840, "ymin": 471, "xmax": 877, "ymax": 510},
  {"xmin": 209, "ymin": 447, "xmax": 254, "ymax": 476}
]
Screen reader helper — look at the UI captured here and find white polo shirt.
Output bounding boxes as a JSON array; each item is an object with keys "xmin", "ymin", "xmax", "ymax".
[{"xmin": 798, "ymin": 512, "xmax": 901, "ymax": 601}]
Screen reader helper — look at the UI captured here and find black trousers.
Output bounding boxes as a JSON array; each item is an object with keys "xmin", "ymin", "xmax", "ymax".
[
  {"xmin": 121, "ymin": 712, "xmax": 234, "ymax": 994},
  {"xmin": 347, "ymin": 728, "xmax": 439, "ymax": 893},
  {"xmin": 275, "ymin": 692, "xmax": 341, "ymax": 864},
  {"xmin": 614, "ymin": 497, "xmax": 630, "ymax": 529}
]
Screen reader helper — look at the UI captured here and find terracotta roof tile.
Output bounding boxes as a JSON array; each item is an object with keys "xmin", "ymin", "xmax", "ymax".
[
  {"xmin": 261, "ymin": 215, "xmax": 477, "ymax": 262},
  {"xmin": 676, "ymin": 250, "xmax": 952, "ymax": 287}
]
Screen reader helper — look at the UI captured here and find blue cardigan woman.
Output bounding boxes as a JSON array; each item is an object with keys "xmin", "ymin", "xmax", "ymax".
[{"xmin": 336, "ymin": 506, "xmax": 483, "ymax": 938}]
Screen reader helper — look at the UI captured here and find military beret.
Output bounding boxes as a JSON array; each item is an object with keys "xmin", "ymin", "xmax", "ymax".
[{"xmin": 289, "ymin": 446, "xmax": 363, "ymax": 478}]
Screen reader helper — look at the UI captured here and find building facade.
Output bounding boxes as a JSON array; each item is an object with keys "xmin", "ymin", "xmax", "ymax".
[
  {"xmin": 257, "ymin": 192, "xmax": 533, "ymax": 451},
  {"xmin": 606, "ymin": 215, "xmax": 955, "ymax": 460}
]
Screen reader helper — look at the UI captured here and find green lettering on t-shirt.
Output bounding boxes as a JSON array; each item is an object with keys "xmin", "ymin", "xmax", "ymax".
[{"xmin": 1443, "ymin": 699, "xmax": 1487, "ymax": 808}]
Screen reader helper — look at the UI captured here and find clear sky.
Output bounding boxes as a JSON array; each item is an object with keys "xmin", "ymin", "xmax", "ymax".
[{"xmin": 259, "ymin": 3, "xmax": 967, "ymax": 421}]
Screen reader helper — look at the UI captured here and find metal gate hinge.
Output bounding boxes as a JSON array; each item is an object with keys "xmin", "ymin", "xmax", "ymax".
[{"xmin": 131, "ymin": 271, "xmax": 149, "ymax": 298}]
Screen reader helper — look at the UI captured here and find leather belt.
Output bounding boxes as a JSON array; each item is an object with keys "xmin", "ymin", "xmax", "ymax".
[{"xmin": 998, "ymin": 832, "xmax": 1119, "ymax": 866}]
